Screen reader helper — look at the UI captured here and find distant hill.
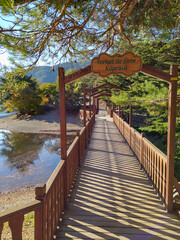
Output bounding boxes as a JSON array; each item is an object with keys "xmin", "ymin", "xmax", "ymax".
[{"xmin": 27, "ymin": 61, "xmax": 90, "ymax": 84}]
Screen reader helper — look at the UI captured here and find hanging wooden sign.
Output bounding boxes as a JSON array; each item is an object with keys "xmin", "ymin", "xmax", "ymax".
[{"xmin": 91, "ymin": 51, "xmax": 142, "ymax": 77}]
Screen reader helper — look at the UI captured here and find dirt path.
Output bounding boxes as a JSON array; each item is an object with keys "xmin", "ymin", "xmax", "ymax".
[
  {"xmin": 0, "ymin": 108, "xmax": 83, "ymax": 134},
  {"xmin": 0, "ymin": 187, "xmax": 35, "ymax": 212}
]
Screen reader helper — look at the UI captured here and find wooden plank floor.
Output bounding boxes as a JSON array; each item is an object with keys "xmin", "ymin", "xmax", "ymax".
[{"xmin": 56, "ymin": 110, "xmax": 180, "ymax": 240}]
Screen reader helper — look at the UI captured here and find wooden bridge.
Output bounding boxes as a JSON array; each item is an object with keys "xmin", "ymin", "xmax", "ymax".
[
  {"xmin": 55, "ymin": 109, "xmax": 180, "ymax": 240},
  {"xmin": 0, "ymin": 63, "xmax": 179, "ymax": 239},
  {"xmin": 0, "ymin": 106, "xmax": 179, "ymax": 240}
]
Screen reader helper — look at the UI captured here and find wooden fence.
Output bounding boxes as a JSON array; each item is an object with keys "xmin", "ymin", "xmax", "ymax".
[
  {"xmin": 112, "ymin": 111, "xmax": 180, "ymax": 207},
  {"xmin": 79, "ymin": 108, "xmax": 98, "ymax": 121},
  {"xmin": 0, "ymin": 113, "xmax": 95, "ymax": 240},
  {"xmin": 106, "ymin": 106, "xmax": 113, "ymax": 117},
  {"xmin": 79, "ymin": 109, "xmax": 91, "ymax": 121}
]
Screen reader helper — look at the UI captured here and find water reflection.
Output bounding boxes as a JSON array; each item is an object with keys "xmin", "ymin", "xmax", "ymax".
[
  {"xmin": 1, "ymin": 131, "xmax": 45, "ymax": 173},
  {"xmin": 44, "ymin": 138, "xmax": 60, "ymax": 156},
  {"xmin": 0, "ymin": 129, "xmax": 74, "ymax": 192}
]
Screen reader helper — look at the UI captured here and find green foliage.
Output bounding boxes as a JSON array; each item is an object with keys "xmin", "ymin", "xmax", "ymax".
[
  {"xmin": 4, "ymin": 85, "xmax": 42, "ymax": 115},
  {"xmin": 40, "ymin": 82, "xmax": 58, "ymax": 105},
  {"xmin": 0, "ymin": 0, "xmax": 13, "ymax": 9},
  {"xmin": 24, "ymin": 212, "xmax": 34, "ymax": 227},
  {"xmin": 64, "ymin": 68, "xmax": 98, "ymax": 109},
  {"xmin": 0, "ymin": 0, "xmax": 179, "ymax": 68},
  {"xmin": 0, "ymin": 75, "xmax": 42, "ymax": 115},
  {"xmin": 117, "ymin": 39, "xmax": 180, "ymax": 69},
  {"xmin": 96, "ymin": 37, "xmax": 180, "ymax": 179}
]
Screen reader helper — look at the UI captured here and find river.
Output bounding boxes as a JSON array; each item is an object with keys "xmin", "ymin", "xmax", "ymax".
[
  {"xmin": 0, "ymin": 129, "xmax": 74, "ymax": 192},
  {"xmin": 0, "ymin": 107, "xmax": 17, "ymax": 119}
]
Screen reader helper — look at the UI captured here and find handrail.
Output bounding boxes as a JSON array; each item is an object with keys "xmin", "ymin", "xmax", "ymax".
[
  {"xmin": 106, "ymin": 106, "xmax": 113, "ymax": 117},
  {"xmin": 0, "ymin": 200, "xmax": 42, "ymax": 240},
  {"xmin": 0, "ymin": 200, "xmax": 41, "ymax": 222},
  {"xmin": 143, "ymin": 137, "xmax": 167, "ymax": 161},
  {"xmin": 79, "ymin": 109, "xmax": 93, "ymax": 120},
  {"xmin": 0, "ymin": 113, "xmax": 96, "ymax": 240},
  {"xmin": 67, "ymin": 136, "xmax": 79, "ymax": 156},
  {"xmin": 46, "ymin": 160, "xmax": 65, "ymax": 193}
]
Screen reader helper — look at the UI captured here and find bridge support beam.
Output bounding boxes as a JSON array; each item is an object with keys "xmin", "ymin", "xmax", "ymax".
[{"xmin": 166, "ymin": 65, "xmax": 178, "ymax": 212}]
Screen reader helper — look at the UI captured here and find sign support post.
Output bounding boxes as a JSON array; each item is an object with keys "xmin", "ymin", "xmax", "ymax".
[
  {"xmin": 166, "ymin": 65, "xmax": 178, "ymax": 212},
  {"xmin": 58, "ymin": 67, "xmax": 68, "ymax": 207}
]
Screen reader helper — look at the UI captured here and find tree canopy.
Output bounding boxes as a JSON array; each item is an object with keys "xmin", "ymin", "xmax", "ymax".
[{"xmin": 0, "ymin": 0, "xmax": 179, "ymax": 68}]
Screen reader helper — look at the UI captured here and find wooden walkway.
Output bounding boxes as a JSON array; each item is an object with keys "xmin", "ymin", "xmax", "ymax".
[{"xmin": 56, "ymin": 110, "xmax": 180, "ymax": 240}]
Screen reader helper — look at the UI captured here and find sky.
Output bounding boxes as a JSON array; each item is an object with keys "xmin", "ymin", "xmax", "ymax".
[
  {"xmin": 0, "ymin": 52, "xmax": 9, "ymax": 66},
  {"xmin": 0, "ymin": 52, "xmax": 11, "ymax": 75},
  {"xmin": 0, "ymin": 13, "xmax": 45, "ymax": 69},
  {"xmin": 0, "ymin": 50, "xmax": 47, "ymax": 71}
]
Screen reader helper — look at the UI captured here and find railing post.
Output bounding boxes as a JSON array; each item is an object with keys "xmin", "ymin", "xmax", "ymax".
[
  {"xmin": 110, "ymin": 108, "xmax": 113, "ymax": 117},
  {"xmin": 140, "ymin": 133, "xmax": 145, "ymax": 168},
  {"xmin": 0, "ymin": 224, "xmax": 3, "ymax": 240},
  {"xmin": 97, "ymin": 98, "xmax": 99, "ymax": 113},
  {"xmin": 129, "ymin": 105, "xmax": 132, "ymax": 127},
  {"xmin": 118, "ymin": 114, "xmax": 120, "ymax": 130},
  {"xmin": 89, "ymin": 93, "xmax": 91, "ymax": 118},
  {"xmin": 123, "ymin": 120, "xmax": 124, "ymax": 136},
  {"xmin": 118, "ymin": 105, "xmax": 121, "ymax": 117},
  {"xmin": 129, "ymin": 105, "xmax": 132, "ymax": 147},
  {"xmin": 83, "ymin": 88, "xmax": 86, "ymax": 127},
  {"xmin": 9, "ymin": 215, "xmax": 24, "ymax": 240},
  {"xmin": 93, "ymin": 97, "xmax": 95, "ymax": 113},
  {"xmin": 0, "ymin": 224, "xmax": 3, "ymax": 239},
  {"xmin": 129, "ymin": 127, "xmax": 131, "ymax": 148},
  {"xmin": 113, "ymin": 103, "xmax": 116, "ymax": 113},
  {"xmin": 35, "ymin": 183, "xmax": 46, "ymax": 240},
  {"xmin": 35, "ymin": 184, "xmax": 46, "ymax": 201},
  {"xmin": 76, "ymin": 131, "xmax": 80, "ymax": 166},
  {"xmin": 166, "ymin": 65, "xmax": 178, "ymax": 212}
]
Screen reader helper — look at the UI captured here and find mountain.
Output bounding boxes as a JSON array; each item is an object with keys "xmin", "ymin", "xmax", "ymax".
[{"xmin": 27, "ymin": 61, "xmax": 90, "ymax": 84}]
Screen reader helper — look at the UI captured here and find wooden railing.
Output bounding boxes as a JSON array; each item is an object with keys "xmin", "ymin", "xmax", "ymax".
[
  {"xmin": 0, "ymin": 113, "xmax": 95, "ymax": 240},
  {"xmin": 0, "ymin": 200, "xmax": 42, "ymax": 240},
  {"xmin": 106, "ymin": 106, "xmax": 113, "ymax": 117},
  {"xmin": 113, "ymin": 111, "xmax": 180, "ymax": 207},
  {"xmin": 79, "ymin": 108, "xmax": 98, "ymax": 121},
  {"xmin": 79, "ymin": 109, "xmax": 92, "ymax": 120}
]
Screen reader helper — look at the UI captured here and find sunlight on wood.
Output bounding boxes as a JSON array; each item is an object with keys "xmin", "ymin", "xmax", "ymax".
[{"xmin": 56, "ymin": 110, "xmax": 180, "ymax": 240}]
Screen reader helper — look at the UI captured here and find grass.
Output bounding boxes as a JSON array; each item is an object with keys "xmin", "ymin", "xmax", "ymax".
[{"xmin": 2, "ymin": 212, "xmax": 34, "ymax": 240}]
